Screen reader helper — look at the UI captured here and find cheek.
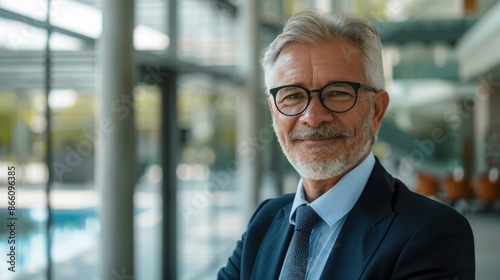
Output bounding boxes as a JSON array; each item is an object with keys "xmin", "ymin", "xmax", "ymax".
[
  {"xmin": 337, "ymin": 112, "xmax": 363, "ymax": 133},
  {"xmin": 351, "ymin": 101, "xmax": 373, "ymax": 132},
  {"xmin": 274, "ymin": 115, "xmax": 295, "ymax": 139}
]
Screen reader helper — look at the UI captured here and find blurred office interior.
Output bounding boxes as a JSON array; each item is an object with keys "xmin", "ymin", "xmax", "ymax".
[{"xmin": 0, "ymin": 0, "xmax": 499, "ymax": 279}]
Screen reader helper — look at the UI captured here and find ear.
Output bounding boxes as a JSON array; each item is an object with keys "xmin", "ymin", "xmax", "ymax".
[{"xmin": 371, "ymin": 90, "xmax": 390, "ymax": 134}]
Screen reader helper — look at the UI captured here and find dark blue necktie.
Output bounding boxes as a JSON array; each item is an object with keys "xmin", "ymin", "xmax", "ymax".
[{"xmin": 282, "ymin": 205, "xmax": 322, "ymax": 280}]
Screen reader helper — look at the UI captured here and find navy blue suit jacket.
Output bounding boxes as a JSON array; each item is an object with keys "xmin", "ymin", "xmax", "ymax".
[{"xmin": 218, "ymin": 159, "xmax": 475, "ymax": 279}]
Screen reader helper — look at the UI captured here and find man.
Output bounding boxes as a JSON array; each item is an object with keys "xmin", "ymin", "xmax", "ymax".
[{"xmin": 218, "ymin": 10, "xmax": 475, "ymax": 280}]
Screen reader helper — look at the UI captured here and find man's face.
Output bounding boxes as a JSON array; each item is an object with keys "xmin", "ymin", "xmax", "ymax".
[{"xmin": 269, "ymin": 40, "xmax": 387, "ymax": 180}]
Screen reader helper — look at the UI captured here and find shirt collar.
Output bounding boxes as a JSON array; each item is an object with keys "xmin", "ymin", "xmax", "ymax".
[{"xmin": 289, "ymin": 152, "xmax": 375, "ymax": 228}]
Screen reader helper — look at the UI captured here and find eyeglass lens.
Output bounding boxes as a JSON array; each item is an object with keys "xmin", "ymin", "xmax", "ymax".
[{"xmin": 275, "ymin": 82, "xmax": 356, "ymax": 115}]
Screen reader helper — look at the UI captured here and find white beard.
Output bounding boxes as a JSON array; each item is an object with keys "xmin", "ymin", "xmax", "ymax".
[{"xmin": 272, "ymin": 108, "xmax": 374, "ymax": 180}]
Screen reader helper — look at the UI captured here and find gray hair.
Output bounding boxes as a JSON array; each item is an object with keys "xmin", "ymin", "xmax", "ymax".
[{"xmin": 262, "ymin": 10, "xmax": 384, "ymax": 93}]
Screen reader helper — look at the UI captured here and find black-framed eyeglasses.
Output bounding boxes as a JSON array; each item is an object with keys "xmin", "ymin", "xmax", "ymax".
[{"xmin": 269, "ymin": 81, "xmax": 376, "ymax": 116}]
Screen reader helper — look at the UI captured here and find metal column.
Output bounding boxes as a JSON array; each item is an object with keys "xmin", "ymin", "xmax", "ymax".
[
  {"xmin": 160, "ymin": 71, "xmax": 178, "ymax": 280},
  {"xmin": 238, "ymin": 0, "xmax": 263, "ymax": 218},
  {"xmin": 98, "ymin": 0, "xmax": 136, "ymax": 278},
  {"xmin": 44, "ymin": 1, "xmax": 53, "ymax": 279},
  {"xmin": 161, "ymin": 0, "xmax": 178, "ymax": 278}
]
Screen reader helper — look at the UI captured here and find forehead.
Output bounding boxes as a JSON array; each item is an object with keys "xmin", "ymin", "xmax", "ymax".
[{"xmin": 273, "ymin": 40, "xmax": 365, "ymax": 87}]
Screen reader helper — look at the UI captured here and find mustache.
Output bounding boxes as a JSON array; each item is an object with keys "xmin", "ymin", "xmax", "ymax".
[{"xmin": 289, "ymin": 124, "xmax": 352, "ymax": 141}]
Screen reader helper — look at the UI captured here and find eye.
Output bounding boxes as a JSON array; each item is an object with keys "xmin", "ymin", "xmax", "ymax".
[
  {"xmin": 283, "ymin": 91, "xmax": 306, "ymax": 100},
  {"xmin": 277, "ymin": 87, "xmax": 307, "ymax": 103},
  {"xmin": 322, "ymin": 83, "xmax": 355, "ymax": 101},
  {"xmin": 323, "ymin": 90, "xmax": 350, "ymax": 98}
]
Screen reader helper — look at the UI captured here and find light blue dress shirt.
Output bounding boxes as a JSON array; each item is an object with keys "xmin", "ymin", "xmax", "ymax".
[{"xmin": 279, "ymin": 153, "xmax": 375, "ymax": 280}]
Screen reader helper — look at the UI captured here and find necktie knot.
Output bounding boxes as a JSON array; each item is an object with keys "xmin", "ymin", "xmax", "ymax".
[{"xmin": 294, "ymin": 205, "xmax": 321, "ymax": 233}]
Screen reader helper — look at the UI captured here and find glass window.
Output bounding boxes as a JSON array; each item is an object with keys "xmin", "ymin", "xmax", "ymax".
[
  {"xmin": 134, "ymin": 0, "xmax": 171, "ymax": 51},
  {"xmin": 49, "ymin": 38, "xmax": 98, "ymax": 280},
  {"xmin": 50, "ymin": 32, "xmax": 89, "ymax": 51},
  {"xmin": 49, "ymin": 0, "xmax": 102, "ymax": 39},
  {"xmin": 177, "ymin": 74, "xmax": 243, "ymax": 279},
  {"xmin": 0, "ymin": 26, "xmax": 48, "ymax": 279},
  {"xmin": 0, "ymin": 0, "xmax": 48, "ymax": 21},
  {"xmin": 134, "ymin": 83, "xmax": 162, "ymax": 280},
  {"xmin": 178, "ymin": 0, "xmax": 239, "ymax": 66},
  {"xmin": 0, "ymin": 18, "xmax": 48, "ymax": 50},
  {"xmin": 49, "ymin": 90, "xmax": 99, "ymax": 280}
]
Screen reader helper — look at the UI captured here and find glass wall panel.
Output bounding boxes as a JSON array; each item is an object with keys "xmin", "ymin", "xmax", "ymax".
[
  {"xmin": 178, "ymin": 0, "xmax": 239, "ymax": 67},
  {"xmin": 177, "ymin": 74, "xmax": 243, "ymax": 279},
  {"xmin": 49, "ymin": 0, "xmax": 102, "ymax": 39},
  {"xmin": 133, "ymin": 83, "xmax": 162, "ymax": 280},
  {"xmin": 0, "ymin": 18, "xmax": 48, "ymax": 280},
  {"xmin": 50, "ymin": 32, "xmax": 91, "ymax": 51},
  {"xmin": 0, "ymin": 18, "xmax": 47, "ymax": 51},
  {"xmin": 0, "ymin": 0, "xmax": 48, "ymax": 21},
  {"xmin": 135, "ymin": 0, "xmax": 170, "ymax": 51},
  {"xmin": 49, "ymin": 39, "xmax": 99, "ymax": 279},
  {"xmin": 49, "ymin": 88, "xmax": 99, "ymax": 280}
]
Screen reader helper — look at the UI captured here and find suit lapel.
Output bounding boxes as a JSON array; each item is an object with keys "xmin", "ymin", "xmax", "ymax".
[
  {"xmin": 251, "ymin": 204, "xmax": 293, "ymax": 280},
  {"xmin": 320, "ymin": 160, "xmax": 397, "ymax": 280}
]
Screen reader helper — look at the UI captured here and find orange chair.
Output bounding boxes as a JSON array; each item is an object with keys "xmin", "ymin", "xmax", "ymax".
[
  {"xmin": 444, "ymin": 175, "xmax": 472, "ymax": 203},
  {"xmin": 415, "ymin": 173, "xmax": 440, "ymax": 198},
  {"xmin": 476, "ymin": 174, "xmax": 500, "ymax": 203}
]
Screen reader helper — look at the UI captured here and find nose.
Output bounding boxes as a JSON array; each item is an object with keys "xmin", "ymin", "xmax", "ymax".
[{"xmin": 299, "ymin": 93, "xmax": 335, "ymax": 128}]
